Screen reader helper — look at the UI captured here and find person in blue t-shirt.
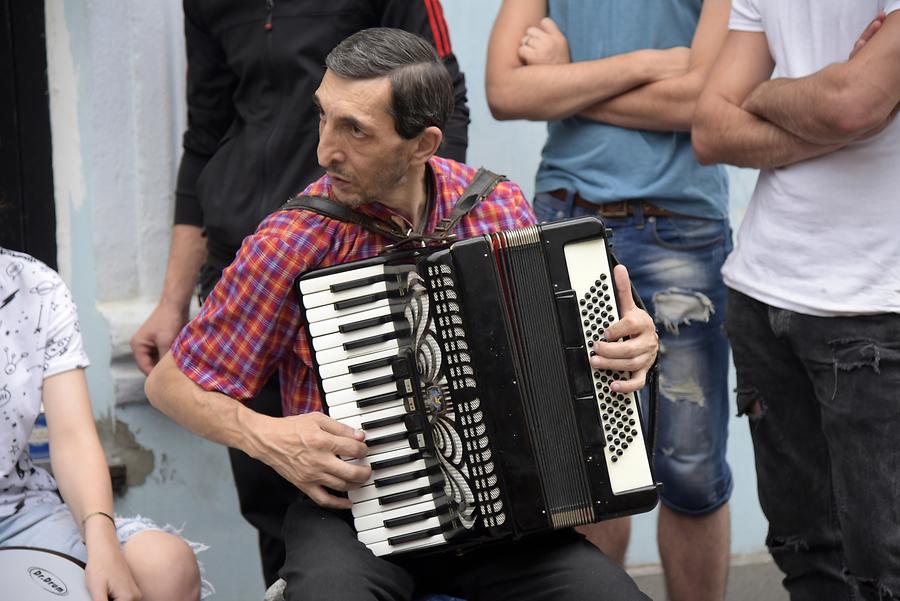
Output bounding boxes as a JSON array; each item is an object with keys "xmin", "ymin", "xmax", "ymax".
[{"xmin": 487, "ymin": 2, "xmax": 732, "ymax": 600}]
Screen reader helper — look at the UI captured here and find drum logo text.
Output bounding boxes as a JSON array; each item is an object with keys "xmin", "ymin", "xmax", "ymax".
[{"xmin": 28, "ymin": 566, "xmax": 69, "ymax": 595}]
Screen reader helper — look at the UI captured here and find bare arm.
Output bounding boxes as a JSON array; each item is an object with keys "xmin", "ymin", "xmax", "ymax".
[
  {"xmin": 44, "ymin": 369, "xmax": 142, "ymax": 601},
  {"xmin": 145, "ymin": 353, "xmax": 371, "ymax": 509},
  {"xmin": 485, "ymin": 0, "xmax": 688, "ymax": 121},
  {"xmin": 130, "ymin": 224, "xmax": 207, "ymax": 375},
  {"xmin": 579, "ymin": 0, "xmax": 732, "ymax": 132},
  {"xmin": 742, "ymin": 11, "xmax": 900, "ymax": 145},
  {"xmin": 692, "ymin": 30, "xmax": 841, "ymax": 168}
]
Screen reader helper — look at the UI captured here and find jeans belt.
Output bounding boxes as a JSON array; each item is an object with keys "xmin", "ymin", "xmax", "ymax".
[{"xmin": 547, "ymin": 189, "xmax": 677, "ymax": 218}]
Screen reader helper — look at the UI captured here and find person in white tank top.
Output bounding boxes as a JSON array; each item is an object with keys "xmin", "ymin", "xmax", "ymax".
[{"xmin": 693, "ymin": 2, "xmax": 900, "ymax": 599}]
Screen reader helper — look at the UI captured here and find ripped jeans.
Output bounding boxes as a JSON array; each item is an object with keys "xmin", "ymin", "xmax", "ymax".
[
  {"xmin": 726, "ymin": 288, "xmax": 900, "ymax": 601},
  {"xmin": 533, "ymin": 193, "xmax": 733, "ymax": 514}
]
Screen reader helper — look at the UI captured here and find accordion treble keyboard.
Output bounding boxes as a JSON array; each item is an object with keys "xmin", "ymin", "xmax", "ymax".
[
  {"xmin": 299, "ymin": 261, "xmax": 455, "ymax": 556},
  {"xmin": 296, "ymin": 217, "xmax": 658, "ymax": 557}
]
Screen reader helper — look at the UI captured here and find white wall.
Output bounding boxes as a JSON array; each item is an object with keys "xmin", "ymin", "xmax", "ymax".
[
  {"xmin": 44, "ymin": 0, "xmax": 765, "ymax": 597},
  {"xmin": 44, "ymin": 1, "xmax": 262, "ymax": 597}
]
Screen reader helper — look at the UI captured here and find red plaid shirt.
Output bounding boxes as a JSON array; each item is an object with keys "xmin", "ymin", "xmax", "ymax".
[{"xmin": 172, "ymin": 157, "xmax": 536, "ymax": 416}]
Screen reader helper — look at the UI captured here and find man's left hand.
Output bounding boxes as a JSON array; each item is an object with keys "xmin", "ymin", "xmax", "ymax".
[{"xmin": 589, "ymin": 264, "xmax": 658, "ymax": 393}]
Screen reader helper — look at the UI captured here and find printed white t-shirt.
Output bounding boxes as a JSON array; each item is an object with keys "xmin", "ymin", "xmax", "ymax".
[
  {"xmin": 723, "ymin": 0, "xmax": 900, "ymax": 316},
  {"xmin": 0, "ymin": 248, "xmax": 89, "ymax": 517}
]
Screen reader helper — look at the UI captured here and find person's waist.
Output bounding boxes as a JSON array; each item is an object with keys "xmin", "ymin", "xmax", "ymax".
[{"xmin": 544, "ymin": 189, "xmax": 680, "ymax": 218}]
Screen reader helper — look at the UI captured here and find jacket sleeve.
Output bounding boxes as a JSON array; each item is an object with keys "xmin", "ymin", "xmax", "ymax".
[
  {"xmin": 174, "ymin": 0, "xmax": 239, "ymax": 227},
  {"xmin": 377, "ymin": 0, "xmax": 470, "ymax": 163}
]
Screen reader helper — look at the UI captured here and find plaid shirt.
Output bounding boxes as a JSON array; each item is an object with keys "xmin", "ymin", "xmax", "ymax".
[{"xmin": 172, "ymin": 157, "xmax": 536, "ymax": 416}]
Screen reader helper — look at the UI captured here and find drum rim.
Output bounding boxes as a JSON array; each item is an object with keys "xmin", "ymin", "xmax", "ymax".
[{"xmin": 0, "ymin": 545, "xmax": 86, "ymax": 568}]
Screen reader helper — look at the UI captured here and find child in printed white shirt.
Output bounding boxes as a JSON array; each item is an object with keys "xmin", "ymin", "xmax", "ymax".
[{"xmin": 0, "ymin": 246, "xmax": 211, "ymax": 600}]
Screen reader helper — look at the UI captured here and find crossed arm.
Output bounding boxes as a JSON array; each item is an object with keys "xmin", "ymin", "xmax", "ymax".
[
  {"xmin": 579, "ymin": 0, "xmax": 732, "ymax": 131},
  {"xmin": 485, "ymin": 0, "xmax": 731, "ymax": 131},
  {"xmin": 485, "ymin": 0, "xmax": 690, "ymax": 121},
  {"xmin": 692, "ymin": 11, "xmax": 900, "ymax": 169}
]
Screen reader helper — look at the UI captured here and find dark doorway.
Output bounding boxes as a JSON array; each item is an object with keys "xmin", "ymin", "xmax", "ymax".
[{"xmin": 0, "ymin": 0, "xmax": 56, "ymax": 269}]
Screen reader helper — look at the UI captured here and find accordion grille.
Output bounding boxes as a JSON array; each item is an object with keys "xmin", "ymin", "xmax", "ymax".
[{"xmin": 425, "ymin": 263, "xmax": 506, "ymax": 528}]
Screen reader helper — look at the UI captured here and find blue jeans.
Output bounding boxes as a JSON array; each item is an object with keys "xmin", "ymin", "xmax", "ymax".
[
  {"xmin": 726, "ymin": 289, "xmax": 900, "ymax": 600},
  {"xmin": 533, "ymin": 192, "xmax": 733, "ymax": 515}
]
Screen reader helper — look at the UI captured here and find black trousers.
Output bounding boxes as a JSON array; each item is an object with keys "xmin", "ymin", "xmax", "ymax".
[
  {"xmin": 228, "ymin": 375, "xmax": 298, "ymax": 587},
  {"xmin": 280, "ymin": 496, "xmax": 651, "ymax": 601}
]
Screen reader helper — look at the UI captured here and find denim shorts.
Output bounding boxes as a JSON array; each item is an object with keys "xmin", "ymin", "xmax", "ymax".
[
  {"xmin": 0, "ymin": 497, "xmax": 214, "ymax": 596},
  {"xmin": 0, "ymin": 498, "xmax": 163, "ymax": 562},
  {"xmin": 534, "ymin": 192, "xmax": 733, "ymax": 515}
]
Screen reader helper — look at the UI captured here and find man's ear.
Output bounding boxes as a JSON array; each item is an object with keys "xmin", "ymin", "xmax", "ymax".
[{"xmin": 410, "ymin": 126, "xmax": 443, "ymax": 165}]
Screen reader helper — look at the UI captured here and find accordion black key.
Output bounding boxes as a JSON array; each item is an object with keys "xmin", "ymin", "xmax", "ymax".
[{"xmin": 295, "ymin": 217, "xmax": 659, "ymax": 557}]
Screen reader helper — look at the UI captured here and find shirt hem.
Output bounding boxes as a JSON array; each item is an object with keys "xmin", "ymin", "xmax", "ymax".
[
  {"xmin": 723, "ymin": 276, "xmax": 899, "ymax": 317},
  {"xmin": 43, "ymin": 357, "xmax": 90, "ymax": 380}
]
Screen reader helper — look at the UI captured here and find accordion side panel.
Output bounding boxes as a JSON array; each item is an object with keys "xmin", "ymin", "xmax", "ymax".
[{"xmin": 540, "ymin": 218, "xmax": 659, "ymax": 519}]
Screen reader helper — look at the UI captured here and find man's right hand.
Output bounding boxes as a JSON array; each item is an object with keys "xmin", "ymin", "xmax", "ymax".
[
  {"xmin": 518, "ymin": 17, "xmax": 571, "ymax": 66},
  {"xmin": 130, "ymin": 302, "xmax": 189, "ymax": 375},
  {"xmin": 145, "ymin": 355, "xmax": 371, "ymax": 510},
  {"xmin": 255, "ymin": 411, "xmax": 372, "ymax": 510},
  {"xmin": 847, "ymin": 12, "xmax": 897, "ymax": 141}
]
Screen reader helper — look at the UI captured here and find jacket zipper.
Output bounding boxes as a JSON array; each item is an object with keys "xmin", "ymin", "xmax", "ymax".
[
  {"xmin": 265, "ymin": 0, "xmax": 274, "ymax": 31},
  {"xmin": 259, "ymin": 0, "xmax": 287, "ymax": 225}
]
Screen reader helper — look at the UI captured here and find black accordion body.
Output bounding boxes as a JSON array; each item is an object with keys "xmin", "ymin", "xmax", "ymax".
[{"xmin": 295, "ymin": 217, "xmax": 659, "ymax": 557}]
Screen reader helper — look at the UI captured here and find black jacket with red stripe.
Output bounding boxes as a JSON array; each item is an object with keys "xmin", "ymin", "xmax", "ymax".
[{"xmin": 176, "ymin": 0, "xmax": 469, "ymax": 293}]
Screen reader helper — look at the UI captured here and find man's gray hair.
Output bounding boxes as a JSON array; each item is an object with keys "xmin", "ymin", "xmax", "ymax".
[{"xmin": 325, "ymin": 27, "xmax": 454, "ymax": 139}]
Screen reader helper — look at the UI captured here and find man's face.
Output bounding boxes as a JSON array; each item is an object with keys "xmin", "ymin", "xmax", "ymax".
[{"xmin": 314, "ymin": 70, "xmax": 418, "ymax": 207}]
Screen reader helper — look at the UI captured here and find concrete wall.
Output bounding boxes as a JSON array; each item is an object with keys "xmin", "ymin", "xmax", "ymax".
[{"xmin": 43, "ymin": 0, "xmax": 766, "ymax": 598}]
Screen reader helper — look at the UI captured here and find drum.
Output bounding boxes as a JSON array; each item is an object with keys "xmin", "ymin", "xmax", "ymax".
[{"xmin": 0, "ymin": 546, "xmax": 92, "ymax": 600}]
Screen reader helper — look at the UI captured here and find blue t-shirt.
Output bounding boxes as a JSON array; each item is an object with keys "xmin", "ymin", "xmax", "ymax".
[{"xmin": 536, "ymin": 0, "xmax": 728, "ymax": 219}]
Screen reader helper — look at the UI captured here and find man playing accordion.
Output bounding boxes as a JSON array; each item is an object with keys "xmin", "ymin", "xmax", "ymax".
[{"xmin": 147, "ymin": 27, "xmax": 658, "ymax": 601}]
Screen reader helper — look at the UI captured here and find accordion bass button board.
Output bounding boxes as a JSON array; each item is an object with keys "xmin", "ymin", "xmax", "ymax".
[{"xmin": 296, "ymin": 216, "xmax": 659, "ymax": 557}]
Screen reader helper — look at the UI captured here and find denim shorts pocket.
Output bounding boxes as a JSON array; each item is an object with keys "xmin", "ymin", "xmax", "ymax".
[
  {"xmin": 649, "ymin": 216, "xmax": 728, "ymax": 252},
  {"xmin": 532, "ymin": 192, "xmax": 570, "ymax": 223}
]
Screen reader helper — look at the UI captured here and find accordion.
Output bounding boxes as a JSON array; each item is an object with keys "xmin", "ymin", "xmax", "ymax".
[{"xmin": 295, "ymin": 217, "xmax": 659, "ymax": 557}]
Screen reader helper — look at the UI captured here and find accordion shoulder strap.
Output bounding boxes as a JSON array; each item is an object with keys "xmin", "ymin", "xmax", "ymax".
[
  {"xmin": 278, "ymin": 195, "xmax": 410, "ymax": 243},
  {"xmin": 433, "ymin": 167, "xmax": 506, "ymax": 238},
  {"xmin": 276, "ymin": 167, "xmax": 505, "ymax": 246}
]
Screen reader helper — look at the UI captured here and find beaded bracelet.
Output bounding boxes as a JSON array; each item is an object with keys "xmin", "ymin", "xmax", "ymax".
[{"xmin": 81, "ymin": 510, "xmax": 116, "ymax": 529}]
